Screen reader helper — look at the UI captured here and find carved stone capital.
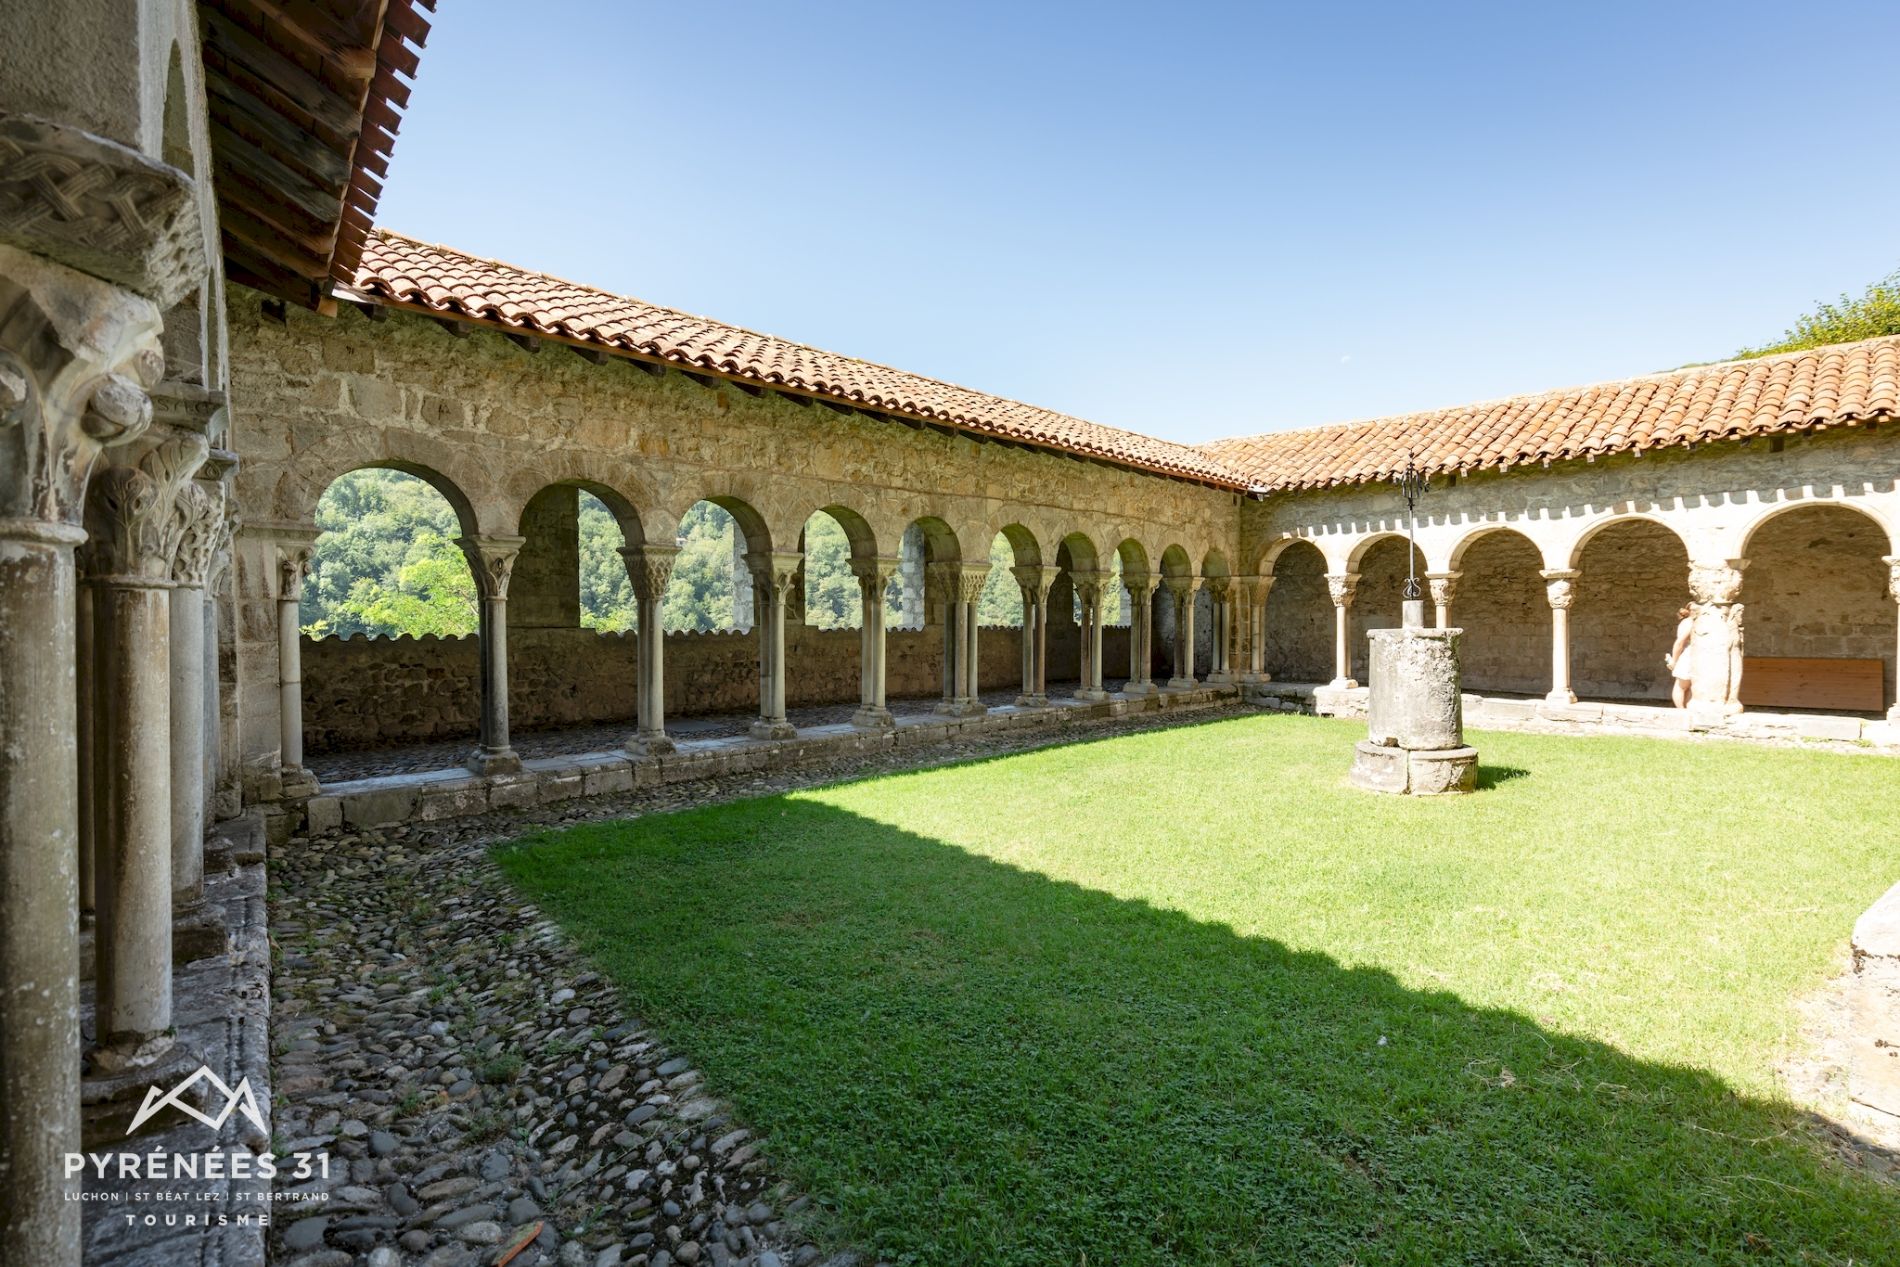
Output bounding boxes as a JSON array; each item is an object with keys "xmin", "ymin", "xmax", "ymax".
[
  {"xmin": 1324, "ymin": 572, "xmax": 1359, "ymax": 608},
  {"xmin": 1010, "ymin": 563, "xmax": 1060, "ymax": 602},
  {"xmin": 0, "ymin": 111, "xmax": 207, "ymax": 307},
  {"xmin": 277, "ymin": 542, "xmax": 315, "ymax": 602},
  {"xmin": 1688, "ymin": 560, "xmax": 1747, "ymax": 606},
  {"xmin": 168, "ymin": 480, "xmax": 220, "ymax": 587},
  {"xmin": 83, "ymin": 434, "xmax": 207, "ymax": 581},
  {"xmin": 1203, "ymin": 575, "xmax": 1231, "ymax": 599},
  {"xmin": 1425, "ymin": 570, "xmax": 1460, "ymax": 607},
  {"xmin": 1069, "ymin": 569, "xmax": 1113, "ymax": 615},
  {"xmin": 851, "ymin": 555, "xmax": 902, "ymax": 599},
  {"xmin": 1883, "ymin": 556, "xmax": 1899, "ymax": 605},
  {"xmin": 457, "ymin": 535, "xmax": 527, "ymax": 601},
  {"xmin": 748, "ymin": 549, "xmax": 805, "ymax": 597},
  {"xmin": 1121, "ymin": 568, "xmax": 1159, "ymax": 601},
  {"xmin": 0, "ymin": 246, "xmax": 165, "ymax": 532},
  {"xmin": 1163, "ymin": 574, "xmax": 1202, "ymax": 600},
  {"xmin": 149, "ymin": 379, "xmax": 228, "ymax": 437},
  {"xmin": 1540, "ymin": 568, "xmax": 1580, "ymax": 611},
  {"xmin": 618, "ymin": 544, "xmax": 679, "ymax": 602},
  {"xmin": 955, "ymin": 564, "xmax": 991, "ymax": 604}
]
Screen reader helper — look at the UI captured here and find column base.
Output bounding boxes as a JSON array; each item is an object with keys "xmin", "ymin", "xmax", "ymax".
[
  {"xmin": 1206, "ymin": 672, "xmax": 1236, "ymax": 686},
  {"xmin": 934, "ymin": 699, "xmax": 988, "ymax": 718},
  {"xmin": 1544, "ymin": 689, "xmax": 1577, "ymax": 706},
  {"xmin": 626, "ymin": 732, "xmax": 676, "ymax": 757},
  {"xmin": 1119, "ymin": 681, "xmax": 1157, "ymax": 698},
  {"xmin": 750, "ymin": 719, "xmax": 798, "ymax": 740},
  {"xmin": 850, "ymin": 707, "xmax": 895, "ymax": 730},
  {"xmin": 280, "ymin": 763, "xmax": 320, "ymax": 800},
  {"xmin": 172, "ymin": 900, "xmax": 228, "ymax": 963},
  {"xmin": 1072, "ymin": 688, "xmax": 1110, "ymax": 702},
  {"xmin": 1326, "ymin": 677, "xmax": 1358, "ymax": 690},
  {"xmin": 1014, "ymin": 693, "xmax": 1050, "ymax": 708},
  {"xmin": 467, "ymin": 746, "xmax": 523, "ymax": 776},
  {"xmin": 82, "ymin": 1035, "xmax": 207, "ymax": 1146}
]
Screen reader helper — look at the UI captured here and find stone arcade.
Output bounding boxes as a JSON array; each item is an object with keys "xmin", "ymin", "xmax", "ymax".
[{"xmin": 3, "ymin": 3, "xmax": 1900, "ymax": 1264}]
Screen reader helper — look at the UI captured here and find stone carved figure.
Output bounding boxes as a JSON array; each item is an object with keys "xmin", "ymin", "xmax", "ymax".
[
  {"xmin": 1666, "ymin": 606, "xmax": 1695, "ymax": 709},
  {"xmin": 1685, "ymin": 563, "xmax": 1747, "ymax": 716}
]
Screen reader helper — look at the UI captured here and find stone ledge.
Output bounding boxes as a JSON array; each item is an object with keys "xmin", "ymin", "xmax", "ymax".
[{"xmin": 295, "ymin": 687, "xmax": 1238, "ymax": 836}]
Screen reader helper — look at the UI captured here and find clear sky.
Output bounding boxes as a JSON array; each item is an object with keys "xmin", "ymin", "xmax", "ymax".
[{"xmin": 378, "ymin": 0, "xmax": 1900, "ymax": 446}]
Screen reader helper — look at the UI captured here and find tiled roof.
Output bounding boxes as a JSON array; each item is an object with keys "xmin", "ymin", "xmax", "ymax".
[
  {"xmin": 346, "ymin": 231, "xmax": 1250, "ymax": 487},
  {"xmin": 1201, "ymin": 337, "xmax": 1900, "ymax": 492}
]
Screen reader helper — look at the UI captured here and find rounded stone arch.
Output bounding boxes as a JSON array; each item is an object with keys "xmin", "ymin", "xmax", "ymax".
[
  {"xmin": 1113, "ymin": 537, "xmax": 1152, "ymax": 579},
  {"xmin": 510, "ymin": 475, "xmax": 647, "ymax": 547},
  {"xmin": 280, "ymin": 429, "xmax": 504, "ymax": 537},
  {"xmin": 1345, "ymin": 531, "xmax": 1417, "ymax": 574},
  {"xmin": 992, "ymin": 522, "xmax": 1043, "ymax": 568},
  {"xmin": 1739, "ymin": 498, "xmax": 1899, "ymax": 559},
  {"xmin": 1056, "ymin": 530, "xmax": 1102, "ymax": 574},
  {"xmin": 1562, "ymin": 512, "xmax": 1689, "ymax": 571},
  {"xmin": 905, "ymin": 514, "xmax": 965, "ymax": 565},
  {"xmin": 1255, "ymin": 534, "xmax": 1319, "ymax": 577},
  {"xmin": 1199, "ymin": 546, "xmax": 1231, "ymax": 579},
  {"xmin": 1446, "ymin": 525, "xmax": 1549, "ymax": 694},
  {"xmin": 811, "ymin": 502, "xmax": 881, "ymax": 561},
  {"xmin": 1261, "ymin": 538, "xmax": 1332, "ymax": 682},
  {"xmin": 666, "ymin": 494, "xmax": 772, "ymax": 556},
  {"xmin": 1158, "ymin": 543, "xmax": 1194, "ymax": 579}
]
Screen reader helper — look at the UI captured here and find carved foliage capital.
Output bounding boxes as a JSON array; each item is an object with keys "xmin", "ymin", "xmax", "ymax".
[
  {"xmin": 458, "ymin": 536, "xmax": 525, "ymax": 601},
  {"xmin": 277, "ymin": 542, "xmax": 314, "ymax": 600},
  {"xmin": 169, "ymin": 480, "xmax": 220, "ymax": 586},
  {"xmin": 618, "ymin": 544, "xmax": 678, "ymax": 601},
  {"xmin": 1163, "ymin": 574, "xmax": 1202, "ymax": 600},
  {"xmin": 1540, "ymin": 569, "xmax": 1579, "ymax": 611},
  {"xmin": 1011, "ymin": 563, "xmax": 1061, "ymax": 602},
  {"xmin": 851, "ymin": 555, "xmax": 902, "ymax": 599},
  {"xmin": 749, "ymin": 550, "xmax": 805, "ymax": 597},
  {"xmin": 1883, "ymin": 556, "xmax": 1900, "ymax": 605},
  {"xmin": 83, "ymin": 434, "xmax": 206, "ymax": 580},
  {"xmin": 1325, "ymin": 572, "xmax": 1358, "ymax": 607},
  {"xmin": 955, "ymin": 565, "xmax": 991, "ymax": 604}
]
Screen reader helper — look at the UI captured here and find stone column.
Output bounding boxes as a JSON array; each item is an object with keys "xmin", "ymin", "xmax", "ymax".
[
  {"xmin": 167, "ymin": 481, "xmax": 224, "ymax": 958},
  {"xmin": 1164, "ymin": 576, "xmax": 1201, "ymax": 688},
  {"xmin": 1247, "ymin": 576, "xmax": 1274, "ymax": 682},
  {"xmin": 1686, "ymin": 560, "xmax": 1749, "ymax": 721},
  {"xmin": 1072, "ymin": 570, "xmax": 1110, "ymax": 700},
  {"xmin": 458, "ymin": 535, "xmax": 527, "ymax": 774},
  {"xmin": 620, "ymin": 544, "xmax": 678, "ymax": 754},
  {"xmin": 275, "ymin": 539, "xmax": 319, "ymax": 796},
  {"xmin": 1205, "ymin": 577, "xmax": 1235, "ymax": 684},
  {"xmin": 83, "ymin": 435, "xmax": 212, "ymax": 1136},
  {"xmin": 0, "ymin": 249, "xmax": 168, "ymax": 1256},
  {"xmin": 1325, "ymin": 572, "xmax": 1359, "ymax": 688},
  {"xmin": 749, "ymin": 551, "xmax": 802, "ymax": 739},
  {"xmin": 957, "ymin": 564, "xmax": 991, "ymax": 713},
  {"xmin": 1887, "ymin": 556, "xmax": 1900, "ymax": 724},
  {"xmin": 851, "ymin": 556, "xmax": 900, "ymax": 728},
  {"xmin": 1121, "ymin": 572, "xmax": 1159, "ymax": 696},
  {"xmin": 1540, "ymin": 568, "xmax": 1580, "ymax": 706},
  {"xmin": 1012, "ymin": 564, "xmax": 1057, "ymax": 706},
  {"xmin": 1426, "ymin": 570, "xmax": 1460, "ymax": 631},
  {"xmin": 927, "ymin": 561, "xmax": 959, "ymax": 710}
]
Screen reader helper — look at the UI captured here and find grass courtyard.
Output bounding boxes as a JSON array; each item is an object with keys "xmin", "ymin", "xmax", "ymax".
[{"xmin": 496, "ymin": 715, "xmax": 1900, "ymax": 1265}]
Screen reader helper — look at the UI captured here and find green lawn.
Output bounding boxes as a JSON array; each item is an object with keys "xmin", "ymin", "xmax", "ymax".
[{"xmin": 496, "ymin": 715, "xmax": 1900, "ymax": 1265}]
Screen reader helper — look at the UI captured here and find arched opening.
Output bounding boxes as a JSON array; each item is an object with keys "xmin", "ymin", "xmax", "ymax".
[
  {"xmin": 297, "ymin": 466, "xmax": 481, "ymax": 773},
  {"xmin": 1114, "ymin": 539, "xmax": 1155, "ymax": 690},
  {"xmin": 888, "ymin": 517, "xmax": 964, "ymax": 708},
  {"xmin": 1741, "ymin": 506, "xmax": 1896, "ymax": 715},
  {"xmin": 1449, "ymin": 528, "xmax": 1547, "ymax": 695},
  {"xmin": 1349, "ymin": 535, "xmax": 1428, "ymax": 683},
  {"xmin": 1261, "ymin": 540, "xmax": 1330, "ymax": 683},
  {"xmin": 1570, "ymin": 519, "xmax": 1689, "ymax": 702},
  {"xmin": 1156, "ymin": 544, "xmax": 1195, "ymax": 683},
  {"xmin": 659, "ymin": 498, "xmax": 773, "ymax": 729},
  {"xmin": 1051, "ymin": 532, "xmax": 1102, "ymax": 691},
  {"xmin": 800, "ymin": 507, "xmax": 876, "ymax": 631}
]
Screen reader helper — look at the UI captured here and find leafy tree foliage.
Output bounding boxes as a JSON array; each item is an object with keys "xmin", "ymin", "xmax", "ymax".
[
  {"xmin": 577, "ymin": 494, "xmax": 636, "ymax": 632},
  {"xmin": 1739, "ymin": 268, "xmax": 1900, "ymax": 358},
  {"xmin": 302, "ymin": 469, "xmax": 475, "ymax": 637}
]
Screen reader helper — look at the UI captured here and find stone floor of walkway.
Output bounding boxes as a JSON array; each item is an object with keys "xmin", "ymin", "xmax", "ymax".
[
  {"xmin": 305, "ymin": 681, "xmax": 1148, "ymax": 783},
  {"xmin": 273, "ymin": 701, "xmax": 1247, "ymax": 1267}
]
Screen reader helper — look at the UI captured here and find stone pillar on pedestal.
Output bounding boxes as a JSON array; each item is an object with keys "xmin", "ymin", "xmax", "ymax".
[
  {"xmin": 167, "ymin": 478, "xmax": 225, "ymax": 960},
  {"xmin": 749, "ymin": 551, "xmax": 802, "ymax": 739},
  {"xmin": 458, "ymin": 535, "xmax": 527, "ymax": 774},
  {"xmin": 275, "ymin": 539, "xmax": 319, "ymax": 796},
  {"xmin": 1165, "ymin": 575, "xmax": 1201, "ymax": 688},
  {"xmin": 619, "ymin": 544, "xmax": 678, "ymax": 754},
  {"xmin": 1122, "ymin": 572, "xmax": 1159, "ymax": 695},
  {"xmin": 1325, "ymin": 572, "xmax": 1359, "ymax": 688},
  {"xmin": 1205, "ymin": 577, "xmax": 1235, "ymax": 684},
  {"xmin": 1686, "ymin": 560, "xmax": 1748, "ymax": 722},
  {"xmin": 1245, "ymin": 576, "xmax": 1273, "ymax": 682},
  {"xmin": 948, "ymin": 564, "xmax": 991, "ymax": 714},
  {"xmin": 1540, "ymin": 568, "xmax": 1579, "ymax": 706},
  {"xmin": 851, "ymin": 556, "xmax": 900, "ymax": 728},
  {"xmin": 82, "ymin": 433, "xmax": 214, "ymax": 1139},
  {"xmin": 1426, "ymin": 571, "xmax": 1460, "ymax": 631}
]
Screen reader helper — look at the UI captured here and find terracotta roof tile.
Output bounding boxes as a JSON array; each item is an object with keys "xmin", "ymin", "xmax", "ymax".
[
  {"xmin": 348, "ymin": 231, "xmax": 1249, "ymax": 487},
  {"xmin": 1200, "ymin": 337, "xmax": 1900, "ymax": 491}
]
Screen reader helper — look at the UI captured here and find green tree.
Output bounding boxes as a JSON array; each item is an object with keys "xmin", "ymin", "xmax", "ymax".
[
  {"xmin": 1739, "ymin": 268, "xmax": 1900, "ymax": 359},
  {"xmin": 303, "ymin": 468, "xmax": 474, "ymax": 637},
  {"xmin": 577, "ymin": 493, "xmax": 636, "ymax": 631},
  {"xmin": 663, "ymin": 502, "xmax": 740, "ymax": 632},
  {"xmin": 802, "ymin": 514, "xmax": 858, "ymax": 630}
]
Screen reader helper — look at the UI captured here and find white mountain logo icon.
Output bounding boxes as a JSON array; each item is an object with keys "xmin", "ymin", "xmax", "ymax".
[{"xmin": 127, "ymin": 1066, "xmax": 268, "ymax": 1136}]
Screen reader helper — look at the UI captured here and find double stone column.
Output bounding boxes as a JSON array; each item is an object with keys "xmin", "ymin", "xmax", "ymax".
[
  {"xmin": 1204, "ymin": 577, "xmax": 1235, "ymax": 684},
  {"xmin": 1164, "ymin": 575, "xmax": 1201, "ymax": 689},
  {"xmin": 851, "ymin": 557, "xmax": 901, "ymax": 728},
  {"xmin": 750, "ymin": 551, "xmax": 803, "ymax": 739},
  {"xmin": 620, "ymin": 544, "xmax": 679, "ymax": 754},
  {"xmin": 275, "ymin": 539, "xmax": 320, "ymax": 796},
  {"xmin": 1122, "ymin": 572, "xmax": 1160, "ymax": 696},
  {"xmin": 1426, "ymin": 571, "xmax": 1460, "ymax": 630},
  {"xmin": 1072, "ymin": 569, "xmax": 1110, "ymax": 700},
  {"xmin": 1012, "ymin": 565, "xmax": 1059, "ymax": 706},
  {"xmin": 458, "ymin": 535, "xmax": 528, "ymax": 774},
  {"xmin": 1238, "ymin": 576, "xmax": 1272, "ymax": 683},
  {"xmin": 928, "ymin": 562, "xmax": 991, "ymax": 716},
  {"xmin": 1325, "ymin": 572, "xmax": 1359, "ymax": 688}
]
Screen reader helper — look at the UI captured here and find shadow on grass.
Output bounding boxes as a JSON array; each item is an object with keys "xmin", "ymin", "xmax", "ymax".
[
  {"xmin": 1475, "ymin": 763, "xmax": 1530, "ymax": 788},
  {"xmin": 497, "ymin": 797, "xmax": 1897, "ymax": 1267}
]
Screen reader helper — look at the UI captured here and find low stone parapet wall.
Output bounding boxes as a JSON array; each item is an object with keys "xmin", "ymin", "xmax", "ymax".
[
  {"xmin": 301, "ymin": 623, "xmax": 1130, "ymax": 753},
  {"xmin": 294, "ymin": 682, "xmax": 1224, "ymax": 837}
]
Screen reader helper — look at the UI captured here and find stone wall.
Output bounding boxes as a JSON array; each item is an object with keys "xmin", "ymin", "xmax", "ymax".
[
  {"xmin": 302, "ymin": 619, "xmax": 1124, "ymax": 751},
  {"xmin": 1453, "ymin": 531, "xmax": 1550, "ymax": 695},
  {"xmin": 1744, "ymin": 506, "xmax": 1897, "ymax": 704},
  {"xmin": 1572, "ymin": 518, "xmax": 1688, "ymax": 700},
  {"xmin": 1262, "ymin": 541, "xmax": 1331, "ymax": 682}
]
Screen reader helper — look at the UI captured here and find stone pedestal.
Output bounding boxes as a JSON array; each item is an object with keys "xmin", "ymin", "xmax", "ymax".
[
  {"xmin": 1850, "ymin": 882, "xmax": 1900, "ymax": 1122},
  {"xmin": 1350, "ymin": 624, "xmax": 1478, "ymax": 796}
]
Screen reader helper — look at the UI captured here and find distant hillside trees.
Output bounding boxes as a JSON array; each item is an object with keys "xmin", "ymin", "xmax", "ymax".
[{"xmin": 1740, "ymin": 268, "xmax": 1900, "ymax": 358}]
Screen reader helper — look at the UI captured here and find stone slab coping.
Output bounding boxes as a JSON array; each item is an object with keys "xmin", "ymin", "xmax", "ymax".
[
  {"xmin": 297, "ymin": 686, "xmax": 1237, "ymax": 836},
  {"xmin": 1854, "ymin": 882, "xmax": 1900, "ymax": 960}
]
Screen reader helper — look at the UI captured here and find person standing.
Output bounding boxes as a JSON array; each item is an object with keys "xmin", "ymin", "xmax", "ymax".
[{"xmin": 1667, "ymin": 605, "xmax": 1694, "ymax": 708}]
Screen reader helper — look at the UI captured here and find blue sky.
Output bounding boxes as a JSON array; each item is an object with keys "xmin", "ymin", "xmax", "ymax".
[{"xmin": 379, "ymin": 1, "xmax": 1900, "ymax": 445}]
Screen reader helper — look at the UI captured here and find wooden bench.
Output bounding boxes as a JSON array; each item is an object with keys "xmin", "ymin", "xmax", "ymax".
[{"xmin": 1740, "ymin": 657, "xmax": 1886, "ymax": 713}]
